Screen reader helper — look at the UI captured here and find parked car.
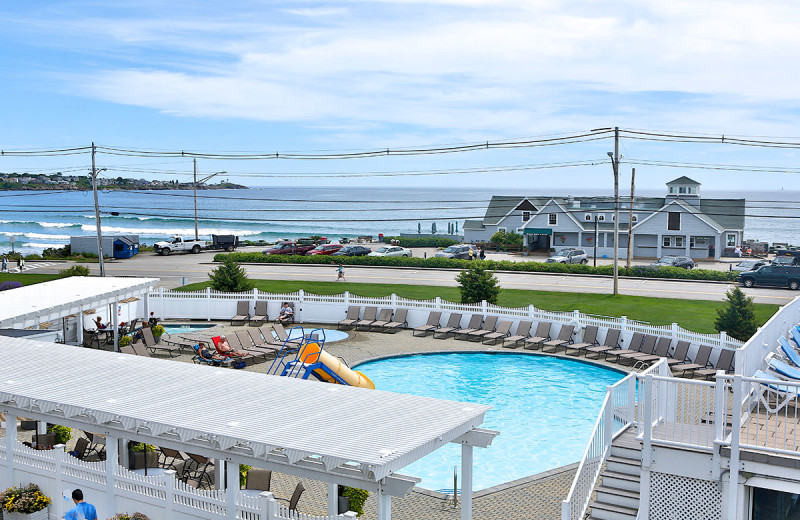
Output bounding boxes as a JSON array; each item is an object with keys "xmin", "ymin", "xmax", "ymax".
[
  {"xmin": 739, "ymin": 265, "xmax": 800, "ymax": 290},
  {"xmin": 649, "ymin": 256, "xmax": 695, "ymax": 269},
  {"xmin": 262, "ymin": 241, "xmax": 317, "ymax": 255},
  {"xmin": 306, "ymin": 244, "xmax": 344, "ymax": 256},
  {"xmin": 731, "ymin": 259, "xmax": 770, "ymax": 272},
  {"xmin": 368, "ymin": 246, "xmax": 413, "ymax": 257},
  {"xmin": 772, "ymin": 256, "xmax": 800, "ymax": 267},
  {"xmin": 332, "ymin": 245, "xmax": 372, "ymax": 257},
  {"xmin": 435, "ymin": 244, "xmax": 478, "ymax": 259},
  {"xmin": 546, "ymin": 248, "xmax": 589, "ymax": 264}
]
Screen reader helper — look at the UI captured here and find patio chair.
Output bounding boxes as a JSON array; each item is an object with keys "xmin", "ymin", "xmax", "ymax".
[
  {"xmin": 752, "ymin": 369, "xmax": 800, "ymax": 414},
  {"xmin": 277, "ymin": 482, "xmax": 305, "ymax": 512},
  {"xmin": 249, "ymin": 301, "xmax": 269, "ymax": 326},
  {"xmin": 564, "ymin": 326, "xmax": 599, "ymax": 356},
  {"xmin": 120, "ymin": 345, "xmax": 136, "ymax": 355},
  {"xmin": 671, "ymin": 345, "xmax": 713, "ymax": 377},
  {"xmin": 159, "ymin": 447, "xmax": 190, "ymax": 474},
  {"xmin": 382, "ymin": 308, "xmax": 409, "ymax": 333},
  {"xmin": 220, "ymin": 334, "xmax": 262, "ymax": 364},
  {"xmin": 618, "ymin": 334, "xmax": 658, "ymax": 364},
  {"xmin": 142, "ymin": 327, "xmax": 181, "ymax": 357},
  {"xmin": 766, "ymin": 355, "xmax": 800, "ymax": 381},
  {"xmin": 666, "ymin": 340, "xmax": 692, "ymax": 366},
  {"xmin": 245, "ymin": 468, "xmax": 272, "ymax": 491},
  {"xmin": 585, "ymin": 328, "xmax": 622, "ymax": 359},
  {"xmin": 433, "ymin": 313, "xmax": 463, "ymax": 339},
  {"xmin": 235, "ymin": 331, "xmax": 272, "ymax": 362},
  {"xmin": 183, "ymin": 453, "xmax": 213, "ymax": 487},
  {"xmin": 503, "ymin": 321, "xmax": 532, "ymax": 349},
  {"xmin": 467, "ymin": 315, "xmax": 499, "ymax": 341},
  {"xmin": 455, "ymin": 315, "xmax": 484, "ymax": 340},
  {"xmin": 71, "ymin": 437, "xmax": 90, "ymax": 460},
  {"xmin": 191, "ymin": 343, "xmax": 231, "ymax": 367},
  {"xmin": 413, "ymin": 311, "xmax": 442, "ymax": 337},
  {"xmin": 131, "ymin": 342, "xmax": 151, "ymax": 357},
  {"xmin": 482, "ymin": 320, "xmax": 513, "ymax": 345},
  {"xmin": 231, "ymin": 301, "xmax": 251, "ymax": 325},
  {"xmin": 273, "ymin": 323, "xmax": 304, "ymax": 347},
  {"xmin": 355, "ymin": 307, "xmax": 379, "ymax": 330},
  {"xmin": 541, "ymin": 324, "xmax": 575, "ymax": 353},
  {"xmin": 370, "ymin": 308, "xmax": 394, "ymax": 331},
  {"xmin": 604, "ymin": 332, "xmax": 645, "ymax": 363},
  {"xmin": 523, "ymin": 321, "xmax": 552, "ymax": 350},
  {"xmin": 274, "ymin": 302, "xmax": 296, "ymax": 325},
  {"xmin": 338, "ymin": 306, "xmax": 361, "ymax": 329},
  {"xmin": 84, "ymin": 432, "xmax": 106, "ymax": 460},
  {"xmin": 631, "ymin": 336, "xmax": 673, "ymax": 365},
  {"xmin": 779, "ymin": 336, "xmax": 800, "ymax": 367},
  {"xmin": 247, "ymin": 328, "xmax": 282, "ymax": 355},
  {"xmin": 82, "ymin": 328, "xmax": 101, "ymax": 349},
  {"xmin": 695, "ymin": 349, "xmax": 735, "ymax": 379}
]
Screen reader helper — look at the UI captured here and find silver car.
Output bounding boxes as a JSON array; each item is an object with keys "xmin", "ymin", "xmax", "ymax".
[
  {"xmin": 546, "ymin": 248, "xmax": 589, "ymax": 264},
  {"xmin": 731, "ymin": 259, "xmax": 770, "ymax": 272}
]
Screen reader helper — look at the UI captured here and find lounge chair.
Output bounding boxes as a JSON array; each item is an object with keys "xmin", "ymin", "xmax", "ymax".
[
  {"xmin": 248, "ymin": 326, "xmax": 283, "ymax": 350},
  {"xmin": 184, "ymin": 453, "xmax": 213, "ymax": 487},
  {"xmin": 503, "ymin": 321, "xmax": 532, "ymax": 349},
  {"xmin": 212, "ymin": 336, "xmax": 256, "ymax": 365},
  {"xmin": 249, "ymin": 301, "xmax": 269, "ymax": 326},
  {"xmin": 671, "ymin": 345, "xmax": 713, "ymax": 377},
  {"xmin": 523, "ymin": 321, "xmax": 552, "ymax": 350},
  {"xmin": 338, "ymin": 306, "xmax": 361, "ymax": 329},
  {"xmin": 413, "ymin": 311, "xmax": 442, "ymax": 337},
  {"xmin": 779, "ymin": 336, "xmax": 800, "ymax": 367},
  {"xmin": 767, "ymin": 355, "xmax": 800, "ymax": 380},
  {"xmin": 632, "ymin": 336, "xmax": 673, "ymax": 364},
  {"xmin": 131, "ymin": 342, "xmax": 151, "ymax": 357},
  {"xmin": 585, "ymin": 328, "xmax": 622, "ymax": 359},
  {"xmin": 382, "ymin": 308, "xmax": 409, "ymax": 333},
  {"xmin": 604, "ymin": 332, "xmax": 644, "ymax": 362},
  {"xmin": 273, "ymin": 323, "xmax": 304, "ymax": 347},
  {"xmin": 541, "ymin": 324, "xmax": 575, "ymax": 353},
  {"xmin": 226, "ymin": 334, "xmax": 265, "ymax": 364},
  {"xmin": 231, "ymin": 301, "xmax": 251, "ymax": 325},
  {"xmin": 355, "ymin": 307, "xmax": 379, "ymax": 330},
  {"xmin": 235, "ymin": 330, "xmax": 273, "ymax": 361},
  {"xmin": 159, "ymin": 447, "xmax": 190, "ymax": 475},
  {"xmin": 433, "ymin": 313, "xmax": 463, "ymax": 339},
  {"xmin": 142, "ymin": 327, "xmax": 182, "ymax": 357},
  {"xmin": 467, "ymin": 315, "xmax": 499, "ymax": 341},
  {"xmin": 277, "ymin": 482, "xmax": 305, "ymax": 512},
  {"xmin": 666, "ymin": 340, "xmax": 691, "ymax": 366},
  {"xmin": 71, "ymin": 437, "xmax": 91, "ymax": 460},
  {"xmin": 752, "ymin": 369, "xmax": 800, "ymax": 413},
  {"xmin": 563, "ymin": 326, "xmax": 599, "ymax": 356},
  {"xmin": 483, "ymin": 321, "xmax": 513, "ymax": 345},
  {"xmin": 370, "ymin": 309, "xmax": 394, "ymax": 331},
  {"xmin": 245, "ymin": 468, "xmax": 272, "ymax": 492},
  {"xmin": 791, "ymin": 325, "xmax": 800, "ymax": 349},
  {"xmin": 120, "ymin": 345, "xmax": 136, "ymax": 355},
  {"xmin": 191, "ymin": 343, "xmax": 230, "ymax": 367},
  {"xmin": 455, "ymin": 315, "xmax": 484, "ymax": 340},
  {"xmin": 618, "ymin": 334, "xmax": 657, "ymax": 364},
  {"xmin": 694, "ymin": 349, "xmax": 735, "ymax": 379}
]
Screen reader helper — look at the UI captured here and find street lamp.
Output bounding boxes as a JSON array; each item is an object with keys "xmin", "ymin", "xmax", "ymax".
[{"xmin": 192, "ymin": 158, "xmax": 227, "ymax": 241}]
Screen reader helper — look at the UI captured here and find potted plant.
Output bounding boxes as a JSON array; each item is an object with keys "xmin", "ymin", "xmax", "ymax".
[
  {"xmin": 128, "ymin": 442, "xmax": 158, "ymax": 470},
  {"xmin": 150, "ymin": 325, "xmax": 165, "ymax": 343},
  {"xmin": 107, "ymin": 513, "xmax": 150, "ymax": 520},
  {"xmin": 119, "ymin": 335, "xmax": 132, "ymax": 347},
  {"xmin": 338, "ymin": 486, "xmax": 368, "ymax": 516},
  {"xmin": 46, "ymin": 424, "xmax": 71, "ymax": 445},
  {"xmin": 0, "ymin": 483, "xmax": 51, "ymax": 520}
]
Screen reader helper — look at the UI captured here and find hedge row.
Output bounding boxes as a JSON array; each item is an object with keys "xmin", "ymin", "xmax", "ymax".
[
  {"xmin": 380, "ymin": 236, "xmax": 460, "ymax": 248},
  {"xmin": 216, "ymin": 252, "xmax": 739, "ymax": 282}
]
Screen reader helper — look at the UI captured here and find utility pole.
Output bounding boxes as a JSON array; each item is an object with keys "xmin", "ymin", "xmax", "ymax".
[
  {"xmin": 193, "ymin": 158, "xmax": 199, "ymax": 241},
  {"xmin": 626, "ymin": 167, "xmax": 636, "ymax": 270},
  {"xmin": 593, "ymin": 215, "xmax": 598, "ymax": 267},
  {"xmin": 90, "ymin": 142, "xmax": 107, "ymax": 277},
  {"xmin": 610, "ymin": 127, "xmax": 620, "ymax": 296}
]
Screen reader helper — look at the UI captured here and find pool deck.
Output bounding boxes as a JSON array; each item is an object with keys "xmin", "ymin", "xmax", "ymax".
[{"xmin": 152, "ymin": 321, "xmax": 631, "ymax": 520}]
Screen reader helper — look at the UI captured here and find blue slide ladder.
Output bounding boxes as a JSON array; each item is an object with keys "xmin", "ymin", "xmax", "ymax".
[
  {"xmin": 278, "ymin": 329, "xmax": 351, "ymax": 385},
  {"xmin": 267, "ymin": 325, "xmax": 306, "ymax": 376}
]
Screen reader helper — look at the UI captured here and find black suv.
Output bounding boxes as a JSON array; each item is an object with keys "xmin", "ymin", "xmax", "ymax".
[{"xmin": 739, "ymin": 265, "xmax": 800, "ymax": 290}]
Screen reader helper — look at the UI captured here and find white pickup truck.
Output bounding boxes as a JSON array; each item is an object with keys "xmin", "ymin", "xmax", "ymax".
[{"xmin": 153, "ymin": 236, "xmax": 205, "ymax": 256}]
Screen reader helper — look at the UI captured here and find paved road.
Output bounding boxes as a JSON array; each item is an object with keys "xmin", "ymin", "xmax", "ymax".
[{"xmin": 39, "ymin": 249, "xmax": 796, "ymax": 305}]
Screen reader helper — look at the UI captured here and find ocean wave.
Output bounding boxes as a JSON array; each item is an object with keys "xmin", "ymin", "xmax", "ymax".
[
  {"xmin": 80, "ymin": 224, "xmax": 263, "ymax": 237},
  {"xmin": 0, "ymin": 220, "xmax": 80, "ymax": 229},
  {"xmin": 23, "ymin": 242, "xmax": 64, "ymax": 249},
  {"xmin": 0, "ymin": 231, "xmax": 72, "ymax": 240}
]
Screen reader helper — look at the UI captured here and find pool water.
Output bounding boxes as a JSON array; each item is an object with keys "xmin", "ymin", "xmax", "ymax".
[
  {"xmin": 283, "ymin": 328, "xmax": 349, "ymax": 343},
  {"xmin": 356, "ymin": 353, "xmax": 625, "ymax": 491},
  {"xmin": 163, "ymin": 324, "xmax": 218, "ymax": 335}
]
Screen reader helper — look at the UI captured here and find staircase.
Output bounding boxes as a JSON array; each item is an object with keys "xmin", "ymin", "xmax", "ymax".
[{"xmin": 587, "ymin": 429, "xmax": 642, "ymax": 520}]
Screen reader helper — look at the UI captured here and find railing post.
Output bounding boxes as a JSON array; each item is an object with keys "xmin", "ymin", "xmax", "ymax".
[
  {"xmin": 712, "ymin": 371, "xmax": 726, "ymax": 479},
  {"xmin": 481, "ymin": 300, "xmax": 487, "ymax": 313},
  {"xmin": 671, "ymin": 322, "xmax": 678, "ymax": 340},
  {"xmin": 604, "ymin": 386, "xmax": 614, "ymax": 451},
  {"xmin": 436, "ymin": 297, "xmax": 442, "ymax": 310},
  {"xmin": 621, "ymin": 316, "xmax": 628, "ymax": 333},
  {"xmin": 344, "ymin": 291, "xmax": 350, "ymax": 307},
  {"xmin": 4, "ymin": 414, "xmax": 16, "ymax": 488},
  {"xmin": 298, "ymin": 289, "xmax": 305, "ymax": 324},
  {"xmin": 639, "ymin": 373, "xmax": 654, "ymax": 519},
  {"xmin": 105, "ymin": 433, "xmax": 119, "ymax": 518},
  {"xmin": 164, "ymin": 469, "xmax": 176, "ymax": 517},
  {"xmin": 206, "ymin": 286, "xmax": 212, "ymax": 321},
  {"xmin": 258, "ymin": 491, "xmax": 275, "ymax": 520},
  {"xmin": 561, "ymin": 500, "xmax": 570, "ymax": 520},
  {"xmin": 628, "ymin": 376, "xmax": 637, "ymax": 429},
  {"xmin": 720, "ymin": 330, "xmax": 728, "ymax": 349},
  {"xmin": 727, "ymin": 374, "xmax": 743, "ymax": 519},
  {"xmin": 391, "ymin": 293, "xmax": 397, "ymax": 311},
  {"xmin": 54, "ymin": 445, "xmax": 65, "ymax": 518},
  {"xmin": 528, "ymin": 304, "xmax": 534, "ymax": 318}
]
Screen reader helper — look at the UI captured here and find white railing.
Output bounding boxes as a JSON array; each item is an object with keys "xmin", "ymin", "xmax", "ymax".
[
  {"xmin": 735, "ymin": 295, "xmax": 800, "ymax": 376},
  {"xmin": 0, "ymin": 441, "xmax": 354, "ymax": 520},
  {"xmin": 147, "ymin": 288, "xmax": 743, "ymax": 351},
  {"xmin": 640, "ymin": 375, "xmax": 717, "ymax": 451}
]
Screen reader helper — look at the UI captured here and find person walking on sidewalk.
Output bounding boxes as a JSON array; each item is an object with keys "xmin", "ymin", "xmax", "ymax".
[{"xmin": 336, "ymin": 262, "xmax": 346, "ymax": 281}]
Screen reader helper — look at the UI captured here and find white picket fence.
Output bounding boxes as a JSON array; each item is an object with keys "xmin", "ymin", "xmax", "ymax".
[
  {"xmin": 146, "ymin": 288, "xmax": 742, "ymax": 352},
  {"xmin": 0, "ymin": 440, "xmax": 354, "ymax": 520}
]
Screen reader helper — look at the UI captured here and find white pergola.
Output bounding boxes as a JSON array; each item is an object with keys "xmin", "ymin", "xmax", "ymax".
[
  {"xmin": 0, "ymin": 276, "xmax": 157, "ymax": 349},
  {"xmin": 0, "ymin": 337, "xmax": 497, "ymax": 520}
]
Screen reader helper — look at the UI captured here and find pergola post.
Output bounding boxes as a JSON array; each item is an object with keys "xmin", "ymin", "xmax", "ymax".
[
  {"xmin": 143, "ymin": 293, "xmax": 150, "ymax": 326},
  {"xmin": 106, "ymin": 433, "xmax": 119, "ymax": 517},
  {"xmin": 4, "ymin": 414, "xmax": 17, "ymax": 487},
  {"xmin": 112, "ymin": 301, "xmax": 119, "ymax": 352},
  {"xmin": 327, "ymin": 482, "xmax": 338, "ymax": 516},
  {"xmin": 461, "ymin": 444, "xmax": 473, "ymax": 520},
  {"xmin": 226, "ymin": 461, "xmax": 238, "ymax": 520},
  {"xmin": 215, "ymin": 459, "xmax": 226, "ymax": 490},
  {"xmin": 119, "ymin": 438, "xmax": 129, "ymax": 468},
  {"xmin": 77, "ymin": 317, "xmax": 84, "ymax": 347},
  {"xmin": 377, "ymin": 484, "xmax": 391, "ymax": 520}
]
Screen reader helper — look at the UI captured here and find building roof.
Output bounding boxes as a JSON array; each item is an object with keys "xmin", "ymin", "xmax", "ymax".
[
  {"xmin": 699, "ymin": 198, "xmax": 746, "ymax": 230},
  {"xmin": 0, "ymin": 338, "xmax": 491, "ymax": 483},
  {"xmin": 0, "ymin": 277, "xmax": 157, "ymax": 329},
  {"xmin": 666, "ymin": 176, "xmax": 701, "ymax": 186}
]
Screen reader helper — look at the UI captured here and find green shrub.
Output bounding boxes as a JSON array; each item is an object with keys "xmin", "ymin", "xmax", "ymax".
[
  {"xmin": 150, "ymin": 324, "xmax": 165, "ymax": 337},
  {"xmin": 46, "ymin": 424, "xmax": 72, "ymax": 445},
  {"xmin": 341, "ymin": 487, "xmax": 369, "ymax": 516},
  {"xmin": 129, "ymin": 442, "xmax": 156, "ymax": 452},
  {"xmin": 715, "ymin": 286, "xmax": 758, "ymax": 341},
  {"xmin": 489, "ymin": 230, "xmax": 523, "ymax": 246},
  {"xmin": 209, "ymin": 256, "xmax": 254, "ymax": 292},
  {"xmin": 456, "ymin": 265, "xmax": 500, "ymax": 304},
  {"xmin": 119, "ymin": 336, "xmax": 132, "ymax": 347},
  {"xmin": 23, "ymin": 254, "xmax": 42, "ymax": 260},
  {"xmin": 58, "ymin": 265, "xmax": 91, "ymax": 278},
  {"xmin": 381, "ymin": 236, "xmax": 460, "ymax": 248},
  {"xmin": 239, "ymin": 465, "xmax": 251, "ymax": 488}
]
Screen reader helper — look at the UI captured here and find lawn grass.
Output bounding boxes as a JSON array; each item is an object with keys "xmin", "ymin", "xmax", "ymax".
[
  {"xmin": 0, "ymin": 273, "xmax": 62, "ymax": 286},
  {"xmin": 178, "ymin": 279, "xmax": 779, "ymax": 334}
]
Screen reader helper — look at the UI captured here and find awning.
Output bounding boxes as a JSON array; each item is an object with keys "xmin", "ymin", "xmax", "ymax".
[{"xmin": 523, "ymin": 228, "xmax": 552, "ymax": 235}]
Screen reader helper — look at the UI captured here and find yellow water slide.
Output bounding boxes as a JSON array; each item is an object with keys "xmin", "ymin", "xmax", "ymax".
[{"xmin": 298, "ymin": 343, "xmax": 375, "ymax": 389}]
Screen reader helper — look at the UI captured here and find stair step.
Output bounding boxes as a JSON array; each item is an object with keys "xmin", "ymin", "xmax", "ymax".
[
  {"xmin": 591, "ymin": 501, "xmax": 639, "ymax": 520},
  {"xmin": 611, "ymin": 435, "xmax": 642, "ymax": 450},
  {"xmin": 610, "ymin": 445, "xmax": 642, "ymax": 460},
  {"xmin": 605, "ymin": 456, "xmax": 641, "ymax": 476},
  {"xmin": 602, "ymin": 471, "xmax": 640, "ymax": 492},
  {"xmin": 596, "ymin": 486, "xmax": 640, "ymax": 510}
]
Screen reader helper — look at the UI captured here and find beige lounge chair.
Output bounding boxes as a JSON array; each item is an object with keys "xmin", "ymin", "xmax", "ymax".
[
  {"xmin": 120, "ymin": 345, "xmax": 136, "ymax": 355},
  {"xmin": 666, "ymin": 340, "xmax": 691, "ymax": 366},
  {"xmin": 382, "ymin": 308, "xmax": 409, "ymax": 333},
  {"xmin": 142, "ymin": 327, "xmax": 181, "ymax": 357},
  {"xmin": 523, "ymin": 322, "xmax": 552, "ymax": 350},
  {"xmin": 370, "ymin": 308, "xmax": 394, "ymax": 330},
  {"xmin": 433, "ymin": 313, "xmax": 463, "ymax": 339},
  {"xmin": 585, "ymin": 328, "xmax": 622, "ymax": 359},
  {"xmin": 338, "ymin": 306, "xmax": 361, "ymax": 329},
  {"xmin": 235, "ymin": 330, "xmax": 275, "ymax": 361},
  {"xmin": 483, "ymin": 320, "xmax": 513, "ymax": 345},
  {"xmin": 630, "ymin": 336, "xmax": 672, "ymax": 364},
  {"xmin": 355, "ymin": 307, "xmax": 379, "ymax": 330},
  {"xmin": 694, "ymin": 349, "xmax": 735, "ymax": 379},
  {"xmin": 672, "ymin": 345, "xmax": 713, "ymax": 377},
  {"xmin": 455, "ymin": 315, "xmax": 484, "ymax": 340},
  {"xmin": 564, "ymin": 326, "xmax": 599, "ymax": 356},
  {"xmin": 249, "ymin": 301, "xmax": 269, "ymax": 325},
  {"xmin": 131, "ymin": 342, "xmax": 151, "ymax": 357},
  {"xmin": 231, "ymin": 301, "xmax": 251, "ymax": 325},
  {"xmin": 413, "ymin": 311, "xmax": 441, "ymax": 337},
  {"xmin": 541, "ymin": 324, "xmax": 575, "ymax": 353},
  {"xmin": 503, "ymin": 321, "xmax": 532, "ymax": 348},
  {"xmin": 618, "ymin": 334, "xmax": 658, "ymax": 364},
  {"xmin": 604, "ymin": 332, "xmax": 645, "ymax": 362},
  {"xmin": 225, "ymin": 334, "xmax": 264, "ymax": 364},
  {"xmin": 467, "ymin": 315, "xmax": 498, "ymax": 341}
]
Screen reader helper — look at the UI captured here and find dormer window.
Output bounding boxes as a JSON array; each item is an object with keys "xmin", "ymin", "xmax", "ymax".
[
  {"xmin": 679, "ymin": 186, "xmax": 687, "ymax": 194},
  {"xmin": 669, "ymin": 186, "xmax": 675, "ymax": 194},
  {"xmin": 522, "ymin": 211, "xmax": 531, "ymax": 222}
]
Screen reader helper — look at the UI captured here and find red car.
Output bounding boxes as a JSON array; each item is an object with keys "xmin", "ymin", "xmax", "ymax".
[
  {"xmin": 306, "ymin": 244, "xmax": 344, "ymax": 256},
  {"xmin": 262, "ymin": 241, "xmax": 317, "ymax": 255}
]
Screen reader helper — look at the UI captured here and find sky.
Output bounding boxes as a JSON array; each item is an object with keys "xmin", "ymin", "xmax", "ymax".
[{"xmin": 2, "ymin": 0, "xmax": 800, "ymax": 190}]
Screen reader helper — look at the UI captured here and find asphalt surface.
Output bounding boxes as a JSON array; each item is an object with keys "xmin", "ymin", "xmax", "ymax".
[{"xmin": 35, "ymin": 248, "xmax": 797, "ymax": 305}]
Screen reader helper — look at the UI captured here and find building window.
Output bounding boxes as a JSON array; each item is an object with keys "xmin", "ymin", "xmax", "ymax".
[
  {"xmin": 584, "ymin": 214, "xmax": 592, "ymax": 221},
  {"xmin": 727, "ymin": 233, "xmax": 736, "ymax": 247},
  {"xmin": 668, "ymin": 212, "xmax": 681, "ymax": 230},
  {"xmin": 679, "ymin": 186, "xmax": 686, "ymax": 194},
  {"xmin": 631, "ymin": 215, "xmax": 638, "ymax": 223},
  {"xmin": 548, "ymin": 213, "xmax": 557, "ymax": 226},
  {"xmin": 669, "ymin": 186, "xmax": 675, "ymax": 194},
  {"xmin": 688, "ymin": 187, "xmax": 695, "ymax": 194},
  {"xmin": 498, "ymin": 227, "xmax": 507, "ymax": 233},
  {"xmin": 663, "ymin": 236, "xmax": 671, "ymax": 247},
  {"xmin": 675, "ymin": 236, "xmax": 684, "ymax": 247},
  {"xmin": 522, "ymin": 211, "xmax": 531, "ymax": 222},
  {"xmin": 597, "ymin": 214, "xmax": 606, "ymax": 221}
]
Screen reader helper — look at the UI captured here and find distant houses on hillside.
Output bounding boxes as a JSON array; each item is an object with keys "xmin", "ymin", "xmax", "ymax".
[
  {"xmin": 464, "ymin": 177, "xmax": 745, "ymax": 260},
  {"xmin": 0, "ymin": 172, "xmax": 245, "ymax": 190}
]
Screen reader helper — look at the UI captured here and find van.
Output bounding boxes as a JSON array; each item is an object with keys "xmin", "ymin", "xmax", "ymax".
[{"xmin": 739, "ymin": 265, "xmax": 800, "ymax": 290}]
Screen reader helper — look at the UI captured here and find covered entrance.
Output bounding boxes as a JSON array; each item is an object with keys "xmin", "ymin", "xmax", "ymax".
[{"xmin": 523, "ymin": 228, "xmax": 552, "ymax": 251}]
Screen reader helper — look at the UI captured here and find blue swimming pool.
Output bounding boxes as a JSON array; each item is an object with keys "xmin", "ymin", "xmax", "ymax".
[
  {"xmin": 283, "ymin": 328, "xmax": 349, "ymax": 343},
  {"xmin": 162, "ymin": 324, "xmax": 218, "ymax": 335},
  {"xmin": 355, "ymin": 353, "xmax": 625, "ymax": 491}
]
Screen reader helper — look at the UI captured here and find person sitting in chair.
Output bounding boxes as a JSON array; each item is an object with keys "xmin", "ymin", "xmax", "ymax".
[
  {"xmin": 197, "ymin": 342, "xmax": 226, "ymax": 364},
  {"xmin": 276, "ymin": 302, "xmax": 294, "ymax": 323},
  {"xmin": 216, "ymin": 335, "xmax": 247, "ymax": 357},
  {"xmin": 94, "ymin": 316, "xmax": 107, "ymax": 330}
]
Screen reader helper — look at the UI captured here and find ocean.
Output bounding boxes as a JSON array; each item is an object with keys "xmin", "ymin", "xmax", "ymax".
[{"xmin": 0, "ymin": 187, "xmax": 796, "ymax": 255}]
